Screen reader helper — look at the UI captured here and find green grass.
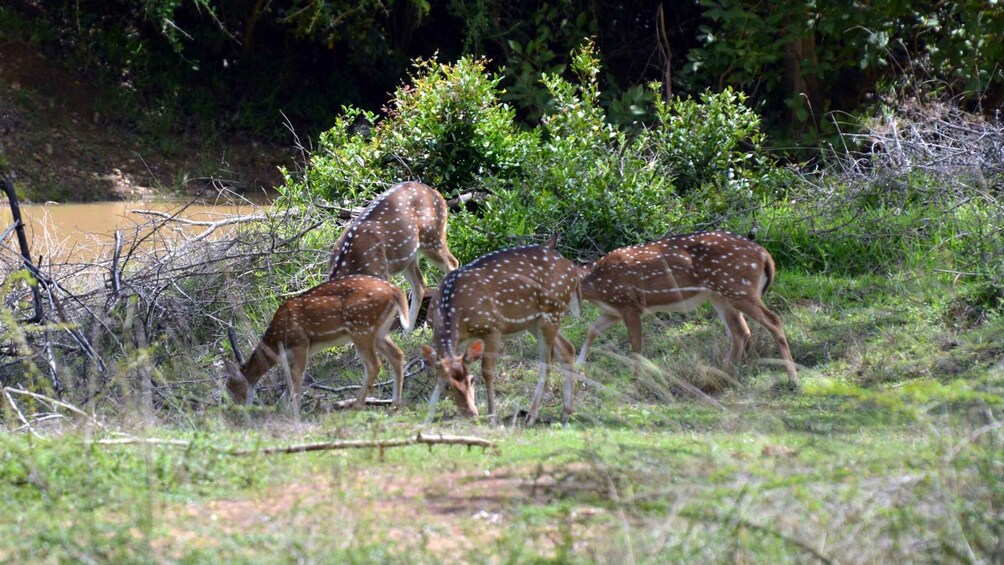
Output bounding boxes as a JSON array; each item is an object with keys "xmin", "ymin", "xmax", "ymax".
[
  {"xmin": 1, "ymin": 271, "xmax": 1002, "ymax": 562},
  {"xmin": 1, "ymin": 406, "xmax": 998, "ymax": 562}
]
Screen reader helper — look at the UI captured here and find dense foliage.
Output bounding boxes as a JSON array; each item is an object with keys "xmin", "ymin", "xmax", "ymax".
[
  {"xmin": 3, "ymin": 1, "xmax": 1001, "ymax": 144},
  {"xmin": 686, "ymin": 0, "xmax": 1004, "ymax": 145},
  {"xmin": 286, "ymin": 42, "xmax": 786, "ymax": 261}
]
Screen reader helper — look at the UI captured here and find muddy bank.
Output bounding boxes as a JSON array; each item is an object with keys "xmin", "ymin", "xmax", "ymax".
[{"xmin": 0, "ymin": 40, "xmax": 292, "ymax": 203}]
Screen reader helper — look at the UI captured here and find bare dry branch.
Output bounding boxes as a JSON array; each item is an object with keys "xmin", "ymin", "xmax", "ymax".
[
  {"xmin": 3, "ymin": 387, "xmax": 105, "ymax": 430},
  {"xmin": 91, "ymin": 430, "xmax": 495, "ymax": 455}
]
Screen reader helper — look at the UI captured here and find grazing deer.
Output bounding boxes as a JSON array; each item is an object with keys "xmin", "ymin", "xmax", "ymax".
[
  {"xmin": 576, "ymin": 230, "xmax": 798, "ymax": 384},
  {"xmin": 225, "ymin": 275, "xmax": 409, "ymax": 412},
  {"xmin": 329, "ymin": 181, "xmax": 459, "ymax": 332},
  {"xmin": 422, "ymin": 235, "xmax": 581, "ymax": 425}
]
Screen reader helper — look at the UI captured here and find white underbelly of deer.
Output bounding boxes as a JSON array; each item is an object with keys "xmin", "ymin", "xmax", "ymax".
[
  {"xmin": 307, "ymin": 333, "xmax": 350, "ymax": 355},
  {"xmin": 640, "ymin": 288, "xmax": 713, "ymax": 314}
]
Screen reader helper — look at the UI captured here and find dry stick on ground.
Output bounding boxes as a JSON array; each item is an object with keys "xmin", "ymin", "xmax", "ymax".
[
  {"xmin": 92, "ymin": 431, "xmax": 495, "ymax": 455},
  {"xmin": 227, "ymin": 431, "xmax": 496, "ymax": 454},
  {"xmin": 2, "ymin": 387, "xmax": 35, "ymax": 435},
  {"xmin": 3, "ymin": 387, "xmax": 106, "ymax": 430},
  {"xmin": 308, "ymin": 356, "xmax": 426, "ymax": 394},
  {"xmin": 329, "ymin": 397, "xmax": 396, "ymax": 409}
]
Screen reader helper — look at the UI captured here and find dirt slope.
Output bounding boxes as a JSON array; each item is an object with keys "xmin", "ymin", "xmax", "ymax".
[{"xmin": 0, "ymin": 40, "xmax": 291, "ymax": 202}]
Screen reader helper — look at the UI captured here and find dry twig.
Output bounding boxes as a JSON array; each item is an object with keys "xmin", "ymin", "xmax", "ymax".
[{"xmin": 91, "ymin": 430, "xmax": 495, "ymax": 455}]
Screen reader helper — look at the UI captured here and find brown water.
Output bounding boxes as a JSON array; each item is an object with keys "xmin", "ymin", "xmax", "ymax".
[{"xmin": 1, "ymin": 199, "xmax": 266, "ymax": 263}]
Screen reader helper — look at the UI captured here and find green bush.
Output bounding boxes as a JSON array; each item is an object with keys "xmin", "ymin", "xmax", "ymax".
[
  {"xmin": 651, "ymin": 87, "xmax": 794, "ymax": 215},
  {"xmin": 288, "ymin": 57, "xmax": 536, "ymax": 205},
  {"xmin": 289, "ymin": 41, "xmax": 792, "ymax": 262},
  {"xmin": 452, "ymin": 42, "xmax": 682, "ymax": 260}
]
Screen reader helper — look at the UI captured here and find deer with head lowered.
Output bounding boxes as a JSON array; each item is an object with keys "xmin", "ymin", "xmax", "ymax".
[
  {"xmin": 225, "ymin": 274, "xmax": 409, "ymax": 412},
  {"xmin": 577, "ymin": 230, "xmax": 799, "ymax": 385},
  {"xmin": 422, "ymin": 235, "xmax": 581, "ymax": 425},
  {"xmin": 329, "ymin": 181, "xmax": 459, "ymax": 332}
]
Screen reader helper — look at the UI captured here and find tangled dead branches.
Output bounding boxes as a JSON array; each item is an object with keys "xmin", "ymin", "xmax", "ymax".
[
  {"xmin": 0, "ymin": 182, "xmax": 420, "ymax": 419},
  {"xmin": 848, "ymin": 98, "xmax": 1004, "ymax": 198}
]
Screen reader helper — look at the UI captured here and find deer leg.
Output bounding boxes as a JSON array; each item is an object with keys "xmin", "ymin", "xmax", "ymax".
[
  {"xmin": 375, "ymin": 335, "xmax": 405, "ymax": 407},
  {"xmin": 620, "ymin": 308, "xmax": 645, "ymax": 376},
  {"xmin": 353, "ymin": 336, "xmax": 382, "ymax": 409},
  {"xmin": 712, "ymin": 300, "xmax": 751, "ymax": 374},
  {"xmin": 527, "ymin": 324, "xmax": 558, "ymax": 426},
  {"xmin": 553, "ymin": 332, "xmax": 578, "ymax": 424},
  {"xmin": 733, "ymin": 298, "xmax": 798, "ymax": 385},
  {"xmin": 481, "ymin": 331, "xmax": 502, "ymax": 423},
  {"xmin": 402, "ymin": 260, "xmax": 426, "ymax": 334},
  {"xmin": 278, "ymin": 343, "xmax": 306, "ymax": 421},
  {"xmin": 424, "ymin": 380, "xmax": 444, "ymax": 424},
  {"xmin": 576, "ymin": 311, "xmax": 621, "ymax": 366}
]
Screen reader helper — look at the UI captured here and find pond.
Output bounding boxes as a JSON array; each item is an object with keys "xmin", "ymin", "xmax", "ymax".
[{"xmin": 1, "ymin": 198, "xmax": 268, "ymax": 264}]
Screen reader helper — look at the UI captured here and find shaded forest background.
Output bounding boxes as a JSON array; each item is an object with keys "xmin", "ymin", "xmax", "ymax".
[{"xmin": 3, "ymin": 0, "xmax": 1002, "ymax": 152}]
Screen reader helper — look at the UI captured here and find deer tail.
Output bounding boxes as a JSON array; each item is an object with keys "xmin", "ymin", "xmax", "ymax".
[
  {"xmin": 569, "ymin": 279, "xmax": 582, "ymax": 317},
  {"xmin": 760, "ymin": 249, "xmax": 776, "ymax": 297}
]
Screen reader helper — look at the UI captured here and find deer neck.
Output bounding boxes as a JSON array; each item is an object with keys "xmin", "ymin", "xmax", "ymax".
[
  {"xmin": 240, "ymin": 340, "xmax": 280, "ymax": 387},
  {"xmin": 431, "ymin": 274, "xmax": 465, "ymax": 359}
]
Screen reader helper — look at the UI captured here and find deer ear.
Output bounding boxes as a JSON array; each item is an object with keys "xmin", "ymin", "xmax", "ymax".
[
  {"xmin": 422, "ymin": 345, "xmax": 438, "ymax": 364},
  {"xmin": 464, "ymin": 340, "xmax": 484, "ymax": 363}
]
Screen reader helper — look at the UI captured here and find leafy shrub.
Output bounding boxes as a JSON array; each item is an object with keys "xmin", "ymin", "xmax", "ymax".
[
  {"xmin": 684, "ymin": 1, "xmax": 1004, "ymax": 143},
  {"xmin": 289, "ymin": 41, "xmax": 792, "ymax": 262},
  {"xmin": 289, "ymin": 57, "xmax": 536, "ymax": 205},
  {"xmin": 651, "ymin": 87, "xmax": 795, "ymax": 216},
  {"xmin": 451, "ymin": 42, "xmax": 683, "ymax": 260}
]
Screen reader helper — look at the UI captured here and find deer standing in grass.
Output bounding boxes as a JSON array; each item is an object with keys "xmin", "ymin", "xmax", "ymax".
[
  {"xmin": 576, "ymin": 231, "xmax": 799, "ymax": 384},
  {"xmin": 225, "ymin": 275, "xmax": 409, "ymax": 411},
  {"xmin": 329, "ymin": 181, "xmax": 459, "ymax": 332},
  {"xmin": 422, "ymin": 235, "xmax": 582, "ymax": 425}
]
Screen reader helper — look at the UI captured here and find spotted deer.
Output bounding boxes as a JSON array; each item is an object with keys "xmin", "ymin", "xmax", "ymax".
[
  {"xmin": 422, "ymin": 236, "xmax": 582, "ymax": 425},
  {"xmin": 329, "ymin": 181, "xmax": 459, "ymax": 332},
  {"xmin": 577, "ymin": 230, "xmax": 798, "ymax": 384},
  {"xmin": 225, "ymin": 274, "xmax": 409, "ymax": 411}
]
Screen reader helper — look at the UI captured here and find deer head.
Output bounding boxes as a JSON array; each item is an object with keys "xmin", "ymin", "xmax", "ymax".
[
  {"xmin": 422, "ymin": 341, "xmax": 483, "ymax": 417},
  {"xmin": 423, "ymin": 238, "xmax": 581, "ymax": 424},
  {"xmin": 224, "ymin": 359, "xmax": 253, "ymax": 404}
]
